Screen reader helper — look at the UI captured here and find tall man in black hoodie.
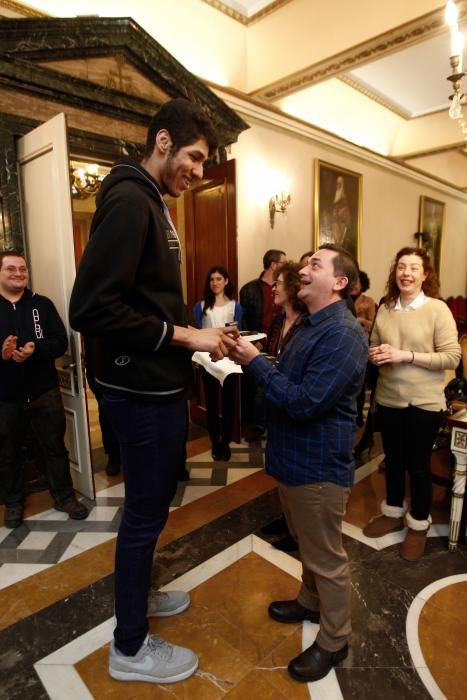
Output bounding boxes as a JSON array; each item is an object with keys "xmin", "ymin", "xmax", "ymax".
[
  {"xmin": 0, "ymin": 251, "xmax": 89, "ymax": 528},
  {"xmin": 69, "ymin": 99, "xmax": 237, "ymax": 685}
]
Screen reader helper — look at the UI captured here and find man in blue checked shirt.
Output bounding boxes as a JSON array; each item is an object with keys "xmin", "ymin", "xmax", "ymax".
[{"xmin": 230, "ymin": 244, "xmax": 368, "ymax": 684}]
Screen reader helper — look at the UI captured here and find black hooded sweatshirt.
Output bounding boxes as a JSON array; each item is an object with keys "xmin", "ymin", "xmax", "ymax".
[
  {"xmin": 0, "ymin": 289, "xmax": 68, "ymax": 402},
  {"xmin": 69, "ymin": 158, "xmax": 193, "ymax": 401}
]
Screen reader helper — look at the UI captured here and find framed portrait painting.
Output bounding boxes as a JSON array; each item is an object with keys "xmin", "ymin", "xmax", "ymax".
[
  {"xmin": 314, "ymin": 160, "xmax": 362, "ymax": 262},
  {"xmin": 418, "ymin": 195, "xmax": 445, "ymax": 277}
]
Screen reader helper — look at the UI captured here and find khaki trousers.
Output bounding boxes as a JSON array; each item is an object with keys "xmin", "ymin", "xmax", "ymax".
[{"xmin": 278, "ymin": 481, "xmax": 351, "ymax": 651}]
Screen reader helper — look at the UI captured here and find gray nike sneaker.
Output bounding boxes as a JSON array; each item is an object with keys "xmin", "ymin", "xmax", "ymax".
[
  {"xmin": 147, "ymin": 589, "xmax": 190, "ymax": 617},
  {"xmin": 109, "ymin": 634, "xmax": 198, "ymax": 684}
]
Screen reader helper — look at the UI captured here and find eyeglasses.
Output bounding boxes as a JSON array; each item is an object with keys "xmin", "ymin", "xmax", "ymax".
[{"xmin": 2, "ymin": 266, "xmax": 28, "ymax": 273}]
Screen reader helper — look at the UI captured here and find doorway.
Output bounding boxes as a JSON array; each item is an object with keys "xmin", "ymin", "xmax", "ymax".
[
  {"xmin": 182, "ymin": 159, "xmax": 240, "ymax": 439},
  {"xmin": 69, "ymin": 160, "xmax": 117, "ymax": 481}
]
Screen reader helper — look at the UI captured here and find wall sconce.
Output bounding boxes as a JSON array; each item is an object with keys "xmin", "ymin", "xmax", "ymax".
[
  {"xmin": 70, "ymin": 163, "xmax": 105, "ymax": 199},
  {"xmin": 269, "ymin": 192, "xmax": 291, "ymax": 228}
]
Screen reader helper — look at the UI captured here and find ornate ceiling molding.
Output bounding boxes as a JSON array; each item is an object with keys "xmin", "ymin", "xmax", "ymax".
[
  {"xmin": 0, "ymin": 0, "xmax": 47, "ymax": 17},
  {"xmin": 398, "ymin": 141, "xmax": 467, "ymax": 160},
  {"xmin": 200, "ymin": 0, "xmax": 291, "ymax": 26},
  {"xmin": 338, "ymin": 75, "xmax": 410, "ymax": 119},
  {"xmin": 214, "ymin": 84, "xmax": 467, "ymax": 198},
  {"xmin": 251, "ymin": 2, "xmax": 467, "ymax": 101}
]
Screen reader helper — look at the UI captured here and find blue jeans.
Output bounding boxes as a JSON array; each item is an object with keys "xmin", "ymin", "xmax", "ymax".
[{"xmin": 101, "ymin": 394, "xmax": 186, "ymax": 655}]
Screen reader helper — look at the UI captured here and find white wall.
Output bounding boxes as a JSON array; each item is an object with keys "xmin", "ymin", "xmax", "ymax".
[{"xmin": 230, "ymin": 110, "xmax": 467, "ymax": 301}]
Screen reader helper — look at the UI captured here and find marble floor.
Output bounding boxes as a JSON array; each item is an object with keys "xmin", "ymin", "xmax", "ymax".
[{"xmin": 0, "ymin": 428, "xmax": 466, "ymax": 700}]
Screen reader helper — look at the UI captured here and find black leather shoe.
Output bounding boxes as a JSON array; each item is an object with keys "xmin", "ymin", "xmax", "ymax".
[
  {"xmin": 268, "ymin": 599, "xmax": 320, "ymax": 624},
  {"xmin": 4, "ymin": 503, "xmax": 24, "ymax": 529},
  {"xmin": 178, "ymin": 467, "xmax": 190, "ymax": 482},
  {"xmin": 288, "ymin": 641, "xmax": 348, "ymax": 682},
  {"xmin": 219, "ymin": 443, "xmax": 231, "ymax": 461},
  {"xmin": 55, "ymin": 496, "xmax": 89, "ymax": 520},
  {"xmin": 272, "ymin": 534, "xmax": 298, "ymax": 552},
  {"xmin": 105, "ymin": 459, "xmax": 121, "ymax": 476},
  {"xmin": 211, "ymin": 442, "xmax": 223, "ymax": 461},
  {"xmin": 261, "ymin": 515, "xmax": 288, "ymax": 535}
]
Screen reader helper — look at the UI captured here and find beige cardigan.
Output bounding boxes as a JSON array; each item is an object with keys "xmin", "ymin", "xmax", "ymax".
[{"xmin": 371, "ymin": 299, "xmax": 461, "ymax": 411}]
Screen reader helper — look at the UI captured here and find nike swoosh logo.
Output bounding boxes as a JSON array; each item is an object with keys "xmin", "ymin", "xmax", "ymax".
[{"xmin": 123, "ymin": 654, "xmax": 154, "ymax": 672}]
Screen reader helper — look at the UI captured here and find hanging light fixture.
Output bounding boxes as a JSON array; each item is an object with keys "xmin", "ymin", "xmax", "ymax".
[
  {"xmin": 70, "ymin": 163, "xmax": 105, "ymax": 199},
  {"xmin": 445, "ymin": 1, "xmax": 466, "ymax": 120}
]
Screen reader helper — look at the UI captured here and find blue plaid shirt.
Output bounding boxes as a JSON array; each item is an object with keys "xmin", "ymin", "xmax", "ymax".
[{"xmin": 246, "ymin": 300, "xmax": 368, "ymax": 487}]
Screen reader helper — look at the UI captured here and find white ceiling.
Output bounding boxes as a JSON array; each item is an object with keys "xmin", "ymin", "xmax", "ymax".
[
  {"xmin": 217, "ymin": 0, "xmax": 276, "ymax": 17},
  {"xmin": 348, "ymin": 20, "xmax": 467, "ymax": 118}
]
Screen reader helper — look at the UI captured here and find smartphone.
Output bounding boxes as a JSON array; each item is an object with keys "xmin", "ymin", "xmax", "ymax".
[{"xmin": 224, "ymin": 321, "xmax": 239, "ymax": 337}]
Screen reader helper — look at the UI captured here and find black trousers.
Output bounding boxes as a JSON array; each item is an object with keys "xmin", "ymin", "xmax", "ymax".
[
  {"xmin": 0, "ymin": 387, "xmax": 74, "ymax": 506},
  {"xmin": 201, "ymin": 369, "xmax": 235, "ymax": 448},
  {"xmin": 97, "ymin": 397, "xmax": 120, "ymax": 463},
  {"xmin": 378, "ymin": 404, "xmax": 443, "ymax": 521}
]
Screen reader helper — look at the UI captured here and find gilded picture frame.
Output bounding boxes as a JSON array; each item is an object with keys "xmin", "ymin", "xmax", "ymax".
[
  {"xmin": 418, "ymin": 195, "xmax": 445, "ymax": 278},
  {"xmin": 314, "ymin": 160, "xmax": 362, "ymax": 262}
]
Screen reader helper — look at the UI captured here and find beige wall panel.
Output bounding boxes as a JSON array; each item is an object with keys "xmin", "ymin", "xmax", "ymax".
[
  {"xmin": 406, "ymin": 152, "xmax": 467, "ymax": 190},
  {"xmin": 39, "ymin": 56, "xmax": 169, "ymax": 104},
  {"xmin": 247, "ymin": 0, "xmax": 441, "ymax": 92},
  {"xmin": 0, "ymin": 88, "xmax": 146, "ymax": 143},
  {"xmin": 231, "ymin": 116, "xmax": 467, "ymax": 300},
  {"xmin": 392, "ymin": 111, "xmax": 464, "ymax": 156}
]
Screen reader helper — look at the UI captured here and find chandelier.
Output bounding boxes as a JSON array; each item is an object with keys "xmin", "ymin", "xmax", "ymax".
[
  {"xmin": 70, "ymin": 163, "xmax": 105, "ymax": 199},
  {"xmin": 446, "ymin": 1, "xmax": 466, "ymax": 121}
]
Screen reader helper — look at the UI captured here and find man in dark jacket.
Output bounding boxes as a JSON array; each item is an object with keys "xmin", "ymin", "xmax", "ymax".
[
  {"xmin": 239, "ymin": 249, "xmax": 286, "ymax": 440},
  {"xmin": 0, "ymin": 251, "xmax": 89, "ymax": 529},
  {"xmin": 69, "ymin": 99, "xmax": 237, "ymax": 685},
  {"xmin": 239, "ymin": 249, "xmax": 286, "ymax": 332}
]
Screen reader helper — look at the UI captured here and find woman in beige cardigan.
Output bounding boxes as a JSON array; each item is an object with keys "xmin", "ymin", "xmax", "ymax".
[{"xmin": 363, "ymin": 247, "xmax": 460, "ymax": 560}]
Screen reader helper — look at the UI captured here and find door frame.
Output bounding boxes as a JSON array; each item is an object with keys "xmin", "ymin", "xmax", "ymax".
[
  {"xmin": 184, "ymin": 158, "xmax": 237, "ymax": 309},
  {"xmin": 16, "ymin": 113, "xmax": 96, "ymax": 499}
]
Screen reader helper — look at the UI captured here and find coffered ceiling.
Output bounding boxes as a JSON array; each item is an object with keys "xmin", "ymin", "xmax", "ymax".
[{"xmin": 3, "ymin": 0, "xmax": 467, "ymax": 190}]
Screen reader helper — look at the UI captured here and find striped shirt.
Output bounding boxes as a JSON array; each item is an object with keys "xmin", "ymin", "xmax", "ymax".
[{"xmin": 246, "ymin": 300, "xmax": 368, "ymax": 487}]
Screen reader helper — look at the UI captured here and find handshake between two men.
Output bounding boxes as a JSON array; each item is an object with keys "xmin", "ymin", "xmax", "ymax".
[{"xmin": 172, "ymin": 322, "xmax": 261, "ymax": 366}]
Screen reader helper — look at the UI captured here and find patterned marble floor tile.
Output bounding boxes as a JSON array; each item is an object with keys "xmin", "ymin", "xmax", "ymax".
[
  {"xmin": 227, "ymin": 468, "xmax": 262, "ymax": 484},
  {"xmin": 83, "ymin": 506, "xmax": 119, "ymax": 522},
  {"xmin": 17, "ymin": 531, "xmax": 57, "ymax": 551},
  {"xmin": 94, "ymin": 483, "xmax": 125, "ymax": 498},
  {"xmin": 188, "ymin": 449, "xmax": 217, "ymax": 463},
  {"xmin": 24, "ymin": 508, "xmax": 69, "ymax": 522},
  {"xmin": 189, "ymin": 466, "xmax": 213, "ymax": 479},
  {"xmin": 59, "ymin": 532, "xmax": 117, "ymax": 563},
  {"xmin": 180, "ymin": 485, "xmax": 224, "ymax": 506},
  {"xmin": 0, "ymin": 562, "xmax": 52, "ymax": 589},
  {"xmin": 0, "ymin": 527, "xmax": 11, "ymax": 546}
]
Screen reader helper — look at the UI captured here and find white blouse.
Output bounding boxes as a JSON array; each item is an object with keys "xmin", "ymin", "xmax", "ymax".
[{"xmin": 201, "ymin": 300, "xmax": 236, "ymax": 328}]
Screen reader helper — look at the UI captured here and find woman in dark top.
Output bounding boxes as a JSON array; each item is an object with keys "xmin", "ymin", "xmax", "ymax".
[
  {"xmin": 261, "ymin": 261, "xmax": 307, "ymax": 551},
  {"xmin": 265, "ymin": 261, "xmax": 307, "ymax": 357}
]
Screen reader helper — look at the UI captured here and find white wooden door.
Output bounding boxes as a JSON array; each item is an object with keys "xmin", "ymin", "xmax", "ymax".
[{"xmin": 16, "ymin": 113, "xmax": 94, "ymax": 500}]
